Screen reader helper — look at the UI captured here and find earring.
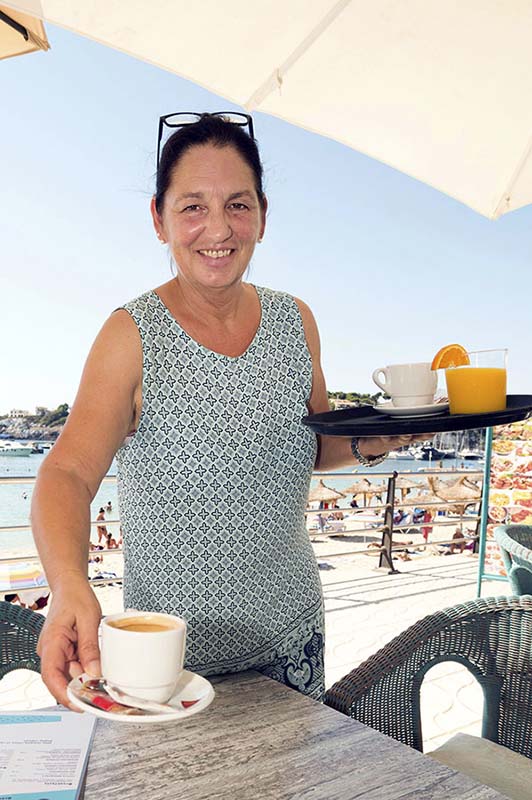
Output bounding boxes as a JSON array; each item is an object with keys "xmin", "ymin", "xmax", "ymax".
[{"xmin": 257, "ymin": 237, "xmax": 263, "ymax": 243}]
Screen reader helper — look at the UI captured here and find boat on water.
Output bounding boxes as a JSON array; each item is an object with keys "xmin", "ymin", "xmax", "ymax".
[
  {"xmin": 0, "ymin": 441, "xmax": 34, "ymax": 457},
  {"xmin": 388, "ymin": 447, "xmax": 418, "ymax": 460},
  {"xmin": 457, "ymin": 449, "xmax": 484, "ymax": 460},
  {"xmin": 413, "ymin": 445, "xmax": 456, "ymax": 461}
]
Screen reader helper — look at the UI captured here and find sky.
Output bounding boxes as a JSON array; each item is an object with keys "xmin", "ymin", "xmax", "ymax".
[{"xmin": 1, "ymin": 24, "xmax": 532, "ymax": 413}]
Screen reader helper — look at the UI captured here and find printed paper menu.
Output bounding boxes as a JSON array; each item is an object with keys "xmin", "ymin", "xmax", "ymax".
[
  {"xmin": 484, "ymin": 419, "xmax": 532, "ymax": 576},
  {"xmin": 0, "ymin": 709, "xmax": 95, "ymax": 800}
]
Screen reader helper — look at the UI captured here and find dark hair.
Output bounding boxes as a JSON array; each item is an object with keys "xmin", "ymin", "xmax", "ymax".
[
  {"xmin": 155, "ymin": 114, "xmax": 266, "ymax": 213},
  {"xmin": 99, "ymin": 507, "xmax": 105, "ymax": 513}
]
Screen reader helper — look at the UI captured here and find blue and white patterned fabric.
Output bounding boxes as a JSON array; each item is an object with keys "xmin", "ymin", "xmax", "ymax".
[{"xmin": 116, "ymin": 285, "xmax": 324, "ymax": 698}]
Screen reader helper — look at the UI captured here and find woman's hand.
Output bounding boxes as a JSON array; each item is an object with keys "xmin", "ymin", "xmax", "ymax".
[
  {"xmin": 37, "ymin": 576, "xmax": 102, "ymax": 709},
  {"xmin": 358, "ymin": 433, "xmax": 433, "ymax": 458}
]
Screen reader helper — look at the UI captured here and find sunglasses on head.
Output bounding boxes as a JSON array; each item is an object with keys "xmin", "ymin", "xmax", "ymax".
[{"xmin": 156, "ymin": 112, "xmax": 255, "ymax": 168}]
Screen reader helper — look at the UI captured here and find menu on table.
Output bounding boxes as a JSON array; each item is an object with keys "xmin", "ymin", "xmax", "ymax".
[
  {"xmin": 484, "ymin": 419, "xmax": 532, "ymax": 577},
  {"xmin": 0, "ymin": 709, "xmax": 95, "ymax": 800}
]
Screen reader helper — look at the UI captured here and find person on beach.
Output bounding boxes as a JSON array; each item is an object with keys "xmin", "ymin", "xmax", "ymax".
[
  {"xmin": 106, "ymin": 532, "xmax": 118, "ymax": 549},
  {"xmin": 105, "ymin": 501, "xmax": 112, "ymax": 513},
  {"xmin": 32, "ymin": 112, "xmax": 430, "ymax": 708},
  {"xmin": 95, "ymin": 508, "xmax": 108, "ymax": 544}
]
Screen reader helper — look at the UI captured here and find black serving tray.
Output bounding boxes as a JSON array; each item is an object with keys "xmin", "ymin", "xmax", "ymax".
[{"xmin": 302, "ymin": 395, "xmax": 532, "ymax": 437}]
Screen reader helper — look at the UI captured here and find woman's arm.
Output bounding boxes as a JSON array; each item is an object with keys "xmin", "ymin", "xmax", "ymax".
[
  {"xmin": 31, "ymin": 309, "xmax": 142, "ymax": 706},
  {"xmin": 295, "ymin": 298, "xmax": 425, "ymax": 471}
]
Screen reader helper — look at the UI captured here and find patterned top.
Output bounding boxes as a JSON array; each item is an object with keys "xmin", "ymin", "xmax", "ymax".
[{"xmin": 116, "ymin": 285, "xmax": 323, "ymax": 674}]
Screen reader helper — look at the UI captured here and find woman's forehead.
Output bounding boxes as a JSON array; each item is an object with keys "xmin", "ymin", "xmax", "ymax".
[{"xmin": 169, "ymin": 143, "xmax": 255, "ymax": 190}]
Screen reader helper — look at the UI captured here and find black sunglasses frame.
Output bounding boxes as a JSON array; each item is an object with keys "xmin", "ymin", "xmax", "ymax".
[{"xmin": 156, "ymin": 112, "xmax": 255, "ymax": 168}]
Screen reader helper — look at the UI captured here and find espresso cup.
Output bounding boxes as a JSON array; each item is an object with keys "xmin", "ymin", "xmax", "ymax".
[
  {"xmin": 101, "ymin": 610, "xmax": 187, "ymax": 703},
  {"xmin": 372, "ymin": 362, "xmax": 437, "ymax": 407}
]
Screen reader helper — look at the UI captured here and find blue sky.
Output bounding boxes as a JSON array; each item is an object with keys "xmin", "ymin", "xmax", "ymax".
[{"xmin": 2, "ymin": 24, "xmax": 531, "ymax": 413}]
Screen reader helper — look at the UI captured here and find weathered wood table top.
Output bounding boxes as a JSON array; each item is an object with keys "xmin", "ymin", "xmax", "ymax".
[{"xmin": 84, "ymin": 671, "xmax": 507, "ymax": 799}]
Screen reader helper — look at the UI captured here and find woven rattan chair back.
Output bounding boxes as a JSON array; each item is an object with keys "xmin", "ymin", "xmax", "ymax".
[
  {"xmin": 494, "ymin": 525, "xmax": 532, "ymax": 595},
  {"xmin": 0, "ymin": 601, "xmax": 44, "ymax": 680},
  {"xmin": 324, "ymin": 596, "xmax": 532, "ymax": 758}
]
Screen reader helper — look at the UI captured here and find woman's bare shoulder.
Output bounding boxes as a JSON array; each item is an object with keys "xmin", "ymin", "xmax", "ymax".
[{"xmin": 292, "ymin": 296, "xmax": 321, "ymax": 356}]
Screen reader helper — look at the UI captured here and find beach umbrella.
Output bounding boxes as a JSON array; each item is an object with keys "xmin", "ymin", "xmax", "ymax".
[
  {"xmin": 427, "ymin": 475, "xmax": 481, "ymax": 515},
  {"xmin": 0, "ymin": 561, "xmax": 46, "ymax": 592},
  {"xmin": 406, "ymin": 492, "xmax": 448, "ymax": 512},
  {"xmin": 343, "ymin": 479, "xmax": 372, "ymax": 495},
  {"xmin": 345, "ymin": 479, "xmax": 387, "ymax": 507},
  {"xmin": 308, "ymin": 480, "xmax": 345, "ymax": 504},
  {"xmin": 0, "ymin": 5, "xmax": 49, "ymax": 60},
  {"xmin": 343, "ymin": 478, "xmax": 372, "ymax": 507},
  {"xmin": 5, "ymin": 1, "xmax": 532, "ymax": 218},
  {"xmin": 394, "ymin": 476, "xmax": 423, "ymax": 502}
]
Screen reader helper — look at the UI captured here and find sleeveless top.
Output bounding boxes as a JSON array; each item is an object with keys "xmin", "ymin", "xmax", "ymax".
[{"xmin": 115, "ymin": 285, "xmax": 323, "ymax": 675}]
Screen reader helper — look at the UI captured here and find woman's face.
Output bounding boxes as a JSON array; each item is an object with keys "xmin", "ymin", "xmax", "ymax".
[{"xmin": 151, "ymin": 143, "xmax": 266, "ymax": 292}]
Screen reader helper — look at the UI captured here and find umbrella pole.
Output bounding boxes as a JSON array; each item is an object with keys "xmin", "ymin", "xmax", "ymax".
[
  {"xmin": 0, "ymin": 11, "xmax": 30, "ymax": 41},
  {"xmin": 379, "ymin": 472, "xmax": 400, "ymax": 574}
]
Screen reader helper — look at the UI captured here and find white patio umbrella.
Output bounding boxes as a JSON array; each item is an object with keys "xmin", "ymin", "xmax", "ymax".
[
  {"xmin": 0, "ymin": 5, "xmax": 49, "ymax": 60},
  {"xmin": 3, "ymin": 0, "xmax": 532, "ymax": 218}
]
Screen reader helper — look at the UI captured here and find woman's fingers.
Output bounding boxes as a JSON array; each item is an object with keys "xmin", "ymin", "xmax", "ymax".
[
  {"xmin": 39, "ymin": 627, "xmax": 80, "ymax": 709},
  {"xmin": 75, "ymin": 615, "xmax": 102, "ymax": 678}
]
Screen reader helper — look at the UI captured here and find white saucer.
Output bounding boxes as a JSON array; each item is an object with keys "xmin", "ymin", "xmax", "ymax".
[
  {"xmin": 374, "ymin": 401, "xmax": 449, "ymax": 418},
  {"xmin": 67, "ymin": 669, "xmax": 215, "ymax": 724}
]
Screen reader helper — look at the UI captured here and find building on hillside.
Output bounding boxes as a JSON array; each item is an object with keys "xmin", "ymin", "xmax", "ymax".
[
  {"xmin": 9, "ymin": 409, "xmax": 29, "ymax": 418},
  {"xmin": 332, "ymin": 400, "xmax": 359, "ymax": 410}
]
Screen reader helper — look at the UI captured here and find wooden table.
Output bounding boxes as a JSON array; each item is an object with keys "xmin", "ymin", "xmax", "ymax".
[{"xmin": 84, "ymin": 671, "xmax": 507, "ymax": 799}]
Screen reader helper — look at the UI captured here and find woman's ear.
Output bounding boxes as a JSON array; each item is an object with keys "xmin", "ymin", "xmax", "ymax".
[
  {"xmin": 150, "ymin": 196, "xmax": 166, "ymax": 243},
  {"xmin": 258, "ymin": 195, "xmax": 268, "ymax": 242}
]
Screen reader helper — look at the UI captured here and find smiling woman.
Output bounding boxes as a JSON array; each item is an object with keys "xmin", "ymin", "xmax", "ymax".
[{"xmin": 31, "ymin": 112, "xmax": 417, "ymax": 709}]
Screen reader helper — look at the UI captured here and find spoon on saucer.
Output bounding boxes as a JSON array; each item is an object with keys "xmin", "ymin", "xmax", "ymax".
[{"xmin": 83, "ymin": 678, "xmax": 198, "ymax": 714}]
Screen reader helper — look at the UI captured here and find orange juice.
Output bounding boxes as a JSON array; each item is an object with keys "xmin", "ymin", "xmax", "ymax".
[{"xmin": 445, "ymin": 367, "xmax": 507, "ymax": 414}]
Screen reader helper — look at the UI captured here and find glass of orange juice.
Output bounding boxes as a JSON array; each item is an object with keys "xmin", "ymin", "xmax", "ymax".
[{"xmin": 445, "ymin": 349, "xmax": 507, "ymax": 414}]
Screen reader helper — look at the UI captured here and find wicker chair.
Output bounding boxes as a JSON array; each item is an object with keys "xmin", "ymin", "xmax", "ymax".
[
  {"xmin": 323, "ymin": 595, "xmax": 532, "ymax": 759},
  {"xmin": 0, "ymin": 601, "xmax": 44, "ymax": 680},
  {"xmin": 494, "ymin": 525, "xmax": 532, "ymax": 596}
]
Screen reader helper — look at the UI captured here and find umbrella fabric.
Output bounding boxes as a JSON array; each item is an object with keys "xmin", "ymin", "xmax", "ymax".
[
  {"xmin": 343, "ymin": 479, "xmax": 372, "ymax": 495},
  {"xmin": 0, "ymin": 5, "xmax": 49, "ymax": 60},
  {"xmin": 0, "ymin": 561, "xmax": 46, "ymax": 592},
  {"xmin": 395, "ymin": 476, "xmax": 423, "ymax": 502},
  {"xmin": 308, "ymin": 479, "xmax": 345, "ymax": 503},
  {"xmin": 406, "ymin": 492, "xmax": 447, "ymax": 511},
  {"xmin": 5, "ymin": 1, "xmax": 532, "ymax": 218},
  {"xmin": 427, "ymin": 476, "xmax": 481, "ymax": 502},
  {"xmin": 395, "ymin": 477, "xmax": 423, "ymax": 491}
]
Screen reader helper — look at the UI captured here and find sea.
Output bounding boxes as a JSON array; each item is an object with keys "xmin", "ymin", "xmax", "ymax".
[{"xmin": 0, "ymin": 446, "xmax": 484, "ymax": 560}]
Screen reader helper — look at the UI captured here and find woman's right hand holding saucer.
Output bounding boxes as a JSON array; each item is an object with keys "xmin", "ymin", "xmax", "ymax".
[{"xmin": 38, "ymin": 574, "xmax": 102, "ymax": 709}]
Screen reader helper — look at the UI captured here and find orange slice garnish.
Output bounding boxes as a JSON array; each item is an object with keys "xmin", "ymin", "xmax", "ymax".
[{"xmin": 431, "ymin": 343, "xmax": 470, "ymax": 370}]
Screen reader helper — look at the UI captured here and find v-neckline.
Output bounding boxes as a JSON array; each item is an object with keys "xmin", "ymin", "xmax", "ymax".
[{"xmin": 151, "ymin": 285, "xmax": 264, "ymax": 361}]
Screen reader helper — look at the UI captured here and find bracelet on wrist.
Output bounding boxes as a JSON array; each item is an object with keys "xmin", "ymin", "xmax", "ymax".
[{"xmin": 350, "ymin": 437, "xmax": 389, "ymax": 467}]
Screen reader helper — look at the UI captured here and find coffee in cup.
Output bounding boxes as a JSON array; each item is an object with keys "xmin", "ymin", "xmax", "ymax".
[
  {"xmin": 372, "ymin": 362, "xmax": 437, "ymax": 407},
  {"xmin": 107, "ymin": 616, "xmax": 177, "ymax": 633},
  {"xmin": 101, "ymin": 611, "xmax": 186, "ymax": 703}
]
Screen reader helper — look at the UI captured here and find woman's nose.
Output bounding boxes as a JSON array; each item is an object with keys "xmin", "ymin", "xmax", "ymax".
[{"xmin": 206, "ymin": 209, "xmax": 232, "ymax": 242}]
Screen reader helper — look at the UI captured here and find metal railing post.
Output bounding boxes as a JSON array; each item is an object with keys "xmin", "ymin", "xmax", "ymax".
[{"xmin": 379, "ymin": 471, "xmax": 399, "ymax": 573}]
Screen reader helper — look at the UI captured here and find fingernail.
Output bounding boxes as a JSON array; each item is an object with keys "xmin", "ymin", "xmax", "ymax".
[{"xmin": 85, "ymin": 661, "xmax": 101, "ymax": 677}]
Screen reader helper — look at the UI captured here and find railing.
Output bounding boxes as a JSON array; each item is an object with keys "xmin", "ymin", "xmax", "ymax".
[
  {"xmin": 0, "ymin": 467, "xmax": 483, "ymax": 593},
  {"xmin": 305, "ymin": 469, "xmax": 482, "ymax": 573}
]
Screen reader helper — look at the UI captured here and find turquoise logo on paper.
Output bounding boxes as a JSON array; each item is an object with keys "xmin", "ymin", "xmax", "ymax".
[{"xmin": 0, "ymin": 715, "xmax": 61, "ymax": 725}]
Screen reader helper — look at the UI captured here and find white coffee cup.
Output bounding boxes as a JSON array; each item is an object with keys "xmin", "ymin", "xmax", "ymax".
[
  {"xmin": 372, "ymin": 362, "xmax": 437, "ymax": 407},
  {"xmin": 101, "ymin": 610, "xmax": 187, "ymax": 703}
]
